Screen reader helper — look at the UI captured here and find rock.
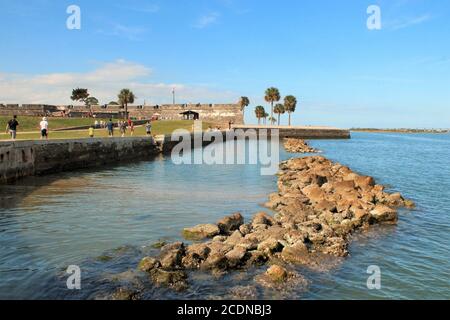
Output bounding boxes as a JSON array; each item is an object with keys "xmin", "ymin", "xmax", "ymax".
[
  {"xmin": 333, "ymin": 180, "xmax": 356, "ymax": 193},
  {"xmin": 202, "ymin": 252, "xmax": 228, "ymax": 270},
  {"xmin": 202, "ymin": 242, "xmax": 233, "ymax": 270},
  {"xmin": 252, "ymin": 212, "xmax": 276, "ymax": 226},
  {"xmin": 111, "ymin": 287, "xmax": 139, "ymax": 300},
  {"xmin": 301, "ymin": 185, "xmax": 326, "ymax": 203},
  {"xmin": 224, "ymin": 230, "xmax": 244, "ymax": 246},
  {"xmin": 354, "ymin": 176, "xmax": 375, "ymax": 190},
  {"xmin": 217, "ymin": 212, "xmax": 244, "ymax": 235},
  {"xmin": 257, "ymin": 238, "xmax": 283, "ymax": 255},
  {"xmin": 150, "ymin": 269, "xmax": 187, "ymax": 289},
  {"xmin": 150, "ymin": 240, "xmax": 167, "ymax": 249},
  {"xmin": 182, "ymin": 224, "xmax": 220, "ymax": 240},
  {"xmin": 280, "ymin": 242, "xmax": 310, "ymax": 265},
  {"xmin": 385, "ymin": 192, "xmax": 408, "ymax": 207},
  {"xmin": 245, "ymin": 251, "xmax": 267, "ymax": 267},
  {"xmin": 138, "ymin": 257, "xmax": 160, "ymax": 272},
  {"xmin": 322, "ymin": 237, "xmax": 348, "ymax": 257},
  {"xmin": 212, "ymin": 235, "xmax": 228, "ymax": 242},
  {"xmin": 225, "ymin": 246, "xmax": 248, "ymax": 268},
  {"xmin": 315, "ymin": 200, "xmax": 337, "ymax": 212},
  {"xmin": 404, "ymin": 199, "xmax": 416, "ymax": 208},
  {"xmin": 239, "ymin": 224, "xmax": 253, "ymax": 235},
  {"xmin": 266, "ymin": 265, "xmax": 288, "ymax": 282},
  {"xmin": 228, "ymin": 286, "xmax": 258, "ymax": 300},
  {"xmin": 182, "ymin": 243, "xmax": 210, "ymax": 269},
  {"xmin": 370, "ymin": 205, "xmax": 398, "ymax": 223},
  {"xmin": 284, "ymin": 138, "xmax": 320, "ymax": 153},
  {"xmin": 159, "ymin": 242, "xmax": 185, "ymax": 270}
]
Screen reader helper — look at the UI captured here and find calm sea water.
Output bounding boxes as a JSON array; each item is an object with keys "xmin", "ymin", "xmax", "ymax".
[{"xmin": 0, "ymin": 132, "xmax": 449, "ymax": 300}]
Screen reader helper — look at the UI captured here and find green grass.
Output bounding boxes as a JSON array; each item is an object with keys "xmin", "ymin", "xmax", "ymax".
[
  {"xmin": 1, "ymin": 116, "xmax": 95, "ymax": 132},
  {"xmin": 0, "ymin": 120, "xmax": 211, "ymax": 141}
]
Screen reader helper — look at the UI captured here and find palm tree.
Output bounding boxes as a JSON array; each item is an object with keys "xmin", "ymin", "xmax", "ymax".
[
  {"xmin": 254, "ymin": 105, "xmax": 265, "ymax": 125},
  {"xmin": 284, "ymin": 95, "xmax": 297, "ymax": 126},
  {"xmin": 274, "ymin": 103, "xmax": 285, "ymax": 125},
  {"xmin": 118, "ymin": 89, "xmax": 136, "ymax": 119},
  {"xmin": 268, "ymin": 116, "xmax": 277, "ymax": 125},
  {"xmin": 263, "ymin": 112, "xmax": 269, "ymax": 124},
  {"xmin": 264, "ymin": 87, "xmax": 281, "ymax": 122},
  {"xmin": 238, "ymin": 97, "xmax": 250, "ymax": 123}
]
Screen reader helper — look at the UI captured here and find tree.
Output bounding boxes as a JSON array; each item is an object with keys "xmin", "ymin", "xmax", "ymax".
[
  {"xmin": 254, "ymin": 105, "xmax": 265, "ymax": 125},
  {"xmin": 108, "ymin": 101, "xmax": 119, "ymax": 106},
  {"xmin": 268, "ymin": 116, "xmax": 277, "ymax": 125},
  {"xmin": 263, "ymin": 112, "xmax": 269, "ymax": 124},
  {"xmin": 238, "ymin": 97, "xmax": 250, "ymax": 122},
  {"xmin": 118, "ymin": 89, "xmax": 136, "ymax": 119},
  {"xmin": 284, "ymin": 95, "xmax": 297, "ymax": 126},
  {"xmin": 274, "ymin": 103, "xmax": 285, "ymax": 125},
  {"xmin": 264, "ymin": 87, "xmax": 281, "ymax": 122},
  {"xmin": 71, "ymin": 88, "xmax": 90, "ymax": 106},
  {"xmin": 86, "ymin": 97, "xmax": 99, "ymax": 106}
]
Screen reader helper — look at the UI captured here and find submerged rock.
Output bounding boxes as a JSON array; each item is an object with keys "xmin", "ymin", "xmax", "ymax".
[
  {"xmin": 138, "ymin": 257, "xmax": 160, "ymax": 272},
  {"xmin": 110, "ymin": 287, "xmax": 140, "ymax": 300},
  {"xmin": 149, "ymin": 269, "xmax": 187, "ymax": 290},
  {"xmin": 266, "ymin": 265, "xmax": 288, "ymax": 282},
  {"xmin": 182, "ymin": 224, "xmax": 220, "ymax": 240}
]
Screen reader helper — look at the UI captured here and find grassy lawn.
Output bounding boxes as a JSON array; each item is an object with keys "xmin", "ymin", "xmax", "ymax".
[
  {"xmin": 0, "ymin": 116, "xmax": 95, "ymax": 132},
  {"xmin": 0, "ymin": 120, "xmax": 211, "ymax": 141}
]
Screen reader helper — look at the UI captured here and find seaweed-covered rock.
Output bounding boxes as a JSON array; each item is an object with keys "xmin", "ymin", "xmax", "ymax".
[{"xmin": 182, "ymin": 224, "xmax": 220, "ymax": 240}]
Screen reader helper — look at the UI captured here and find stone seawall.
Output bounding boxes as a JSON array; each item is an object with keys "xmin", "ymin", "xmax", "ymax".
[
  {"xmin": 0, "ymin": 138, "xmax": 159, "ymax": 184},
  {"xmin": 232, "ymin": 125, "xmax": 351, "ymax": 139}
]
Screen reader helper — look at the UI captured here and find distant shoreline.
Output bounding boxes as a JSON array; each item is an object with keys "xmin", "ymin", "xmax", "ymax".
[{"xmin": 351, "ymin": 128, "xmax": 449, "ymax": 134}]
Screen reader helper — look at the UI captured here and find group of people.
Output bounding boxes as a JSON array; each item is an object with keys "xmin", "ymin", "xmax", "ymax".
[
  {"xmin": 89, "ymin": 119, "xmax": 153, "ymax": 138},
  {"xmin": 5, "ymin": 116, "xmax": 49, "ymax": 140},
  {"xmin": 4, "ymin": 115, "xmax": 153, "ymax": 140}
]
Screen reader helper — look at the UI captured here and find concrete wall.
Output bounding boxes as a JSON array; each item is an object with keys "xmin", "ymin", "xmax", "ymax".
[
  {"xmin": 0, "ymin": 104, "xmax": 58, "ymax": 116},
  {"xmin": 128, "ymin": 104, "xmax": 243, "ymax": 126},
  {"xmin": 0, "ymin": 138, "xmax": 159, "ymax": 183},
  {"xmin": 232, "ymin": 125, "xmax": 351, "ymax": 139}
]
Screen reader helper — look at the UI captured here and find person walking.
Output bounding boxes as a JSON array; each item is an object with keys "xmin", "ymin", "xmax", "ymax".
[
  {"xmin": 6, "ymin": 115, "xmax": 19, "ymax": 140},
  {"xmin": 130, "ymin": 121, "xmax": 135, "ymax": 136},
  {"xmin": 120, "ymin": 121, "xmax": 127, "ymax": 137},
  {"xmin": 88, "ymin": 126, "xmax": 95, "ymax": 138},
  {"xmin": 145, "ymin": 121, "xmax": 152, "ymax": 136},
  {"xmin": 40, "ymin": 117, "xmax": 49, "ymax": 140},
  {"xmin": 106, "ymin": 119, "xmax": 114, "ymax": 137}
]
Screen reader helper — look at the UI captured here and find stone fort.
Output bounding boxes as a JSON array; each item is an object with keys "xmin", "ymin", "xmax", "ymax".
[{"xmin": 0, "ymin": 103, "xmax": 244, "ymax": 126}]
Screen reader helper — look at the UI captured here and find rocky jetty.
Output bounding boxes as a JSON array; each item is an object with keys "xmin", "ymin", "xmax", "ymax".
[
  {"xmin": 134, "ymin": 156, "xmax": 414, "ymax": 293},
  {"xmin": 283, "ymin": 138, "xmax": 321, "ymax": 153}
]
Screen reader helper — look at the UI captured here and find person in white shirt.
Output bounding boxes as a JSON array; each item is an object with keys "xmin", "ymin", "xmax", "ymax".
[{"xmin": 40, "ymin": 117, "xmax": 49, "ymax": 140}]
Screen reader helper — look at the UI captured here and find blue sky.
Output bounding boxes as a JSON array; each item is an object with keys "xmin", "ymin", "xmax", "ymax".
[{"xmin": 0, "ymin": 0, "xmax": 449, "ymax": 128}]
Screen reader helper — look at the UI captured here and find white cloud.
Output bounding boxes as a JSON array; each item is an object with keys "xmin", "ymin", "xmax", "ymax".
[
  {"xmin": 97, "ymin": 24, "xmax": 148, "ymax": 41},
  {"xmin": 194, "ymin": 12, "xmax": 220, "ymax": 29},
  {"xmin": 387, "ymin": 14, "xmax": 432, "ymax": 30},
  {"xmin": 0, "ymin": 60, "xmax": 237, "ymax": 105}
]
